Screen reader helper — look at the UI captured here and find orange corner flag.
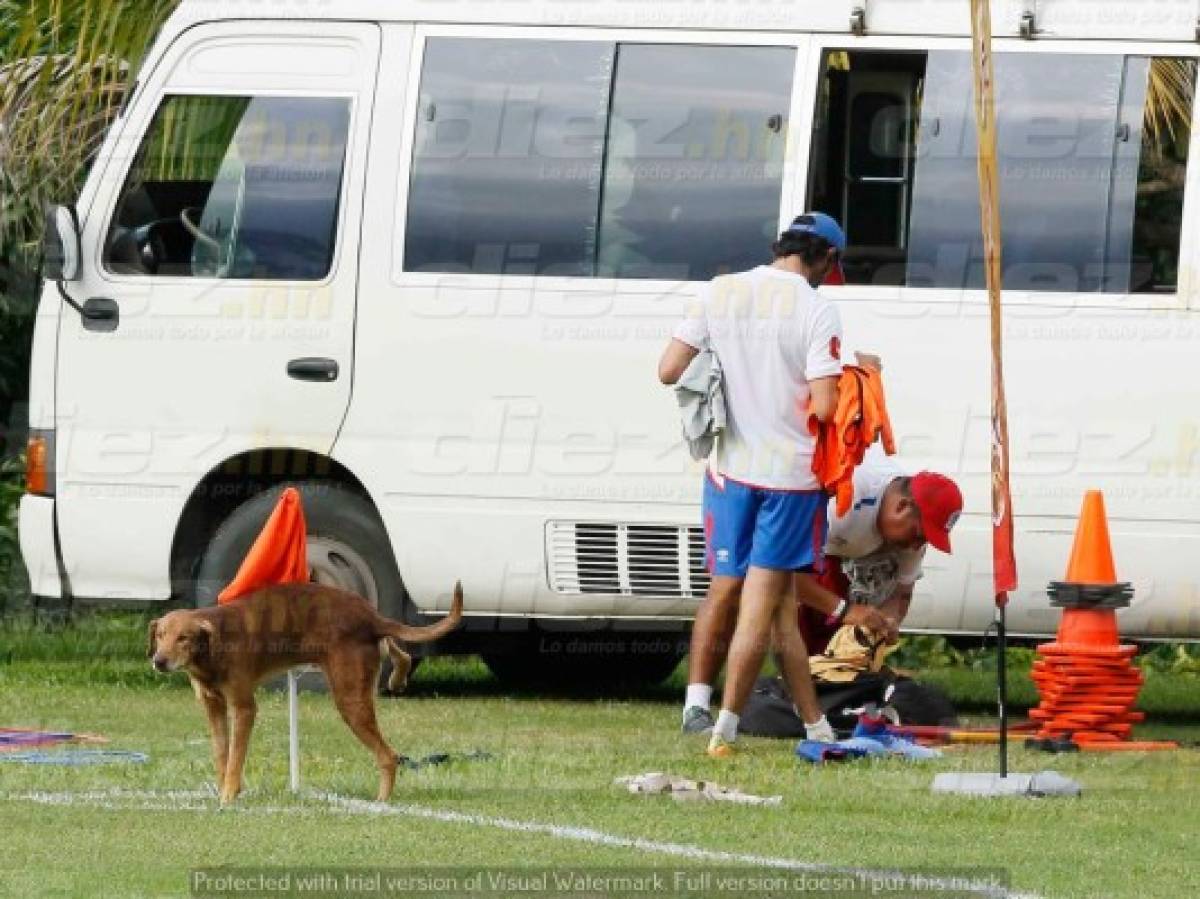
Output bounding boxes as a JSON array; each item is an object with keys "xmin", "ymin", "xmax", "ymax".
[
  {"xmin": 1064, "ymin": 490, "xmax": 1117, "ymax": 586},
  {"xmin": 217, "ymin": 487, "xmax": 310, "ymax": 605}
]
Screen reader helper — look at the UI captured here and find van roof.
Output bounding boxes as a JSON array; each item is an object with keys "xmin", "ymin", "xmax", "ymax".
[{"xmin": 172, "ymin": 0, "xmax": 1200, "ymax": 44}]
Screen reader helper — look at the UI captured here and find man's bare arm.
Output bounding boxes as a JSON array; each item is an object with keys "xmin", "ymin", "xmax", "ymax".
[
  {"xmin": 794, "ymin": 572, "xmax": 895, "ymax": 636},
  {"xmin": 658, "ymin": 339, "xmax": 700, "ymax": 386},
  {"xmin": 808, "ymin": 374, "xmax": 839, "ymax": 423},
  {"xmin": 876, "ymin": 583, "xmax": 913, "ymax": 644}
]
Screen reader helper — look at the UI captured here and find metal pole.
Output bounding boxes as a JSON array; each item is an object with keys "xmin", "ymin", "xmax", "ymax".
[
  {"xmin": 288, "ymin": 668, "xmax": 300, "ymax": 793},
  {"xmin": 969, "ymin": 0, "xmax": 1019, "ymax": 783},
  {"xmin": 997, "ymin": 600, "xmax": 1008, "ymax": 778}
]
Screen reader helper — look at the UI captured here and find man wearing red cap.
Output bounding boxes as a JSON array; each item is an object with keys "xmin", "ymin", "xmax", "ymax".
[
  {"xmin": 678, "ymin": 449, "xmax": 962, "ymax": 736},
  {"xmin": 801, "ymin": 453, "xmax": 964, "ymax": 656}
]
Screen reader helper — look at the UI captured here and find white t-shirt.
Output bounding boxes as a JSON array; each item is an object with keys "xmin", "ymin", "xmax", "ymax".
[
  {"xmin": 673, "ymin": 265, "xmax": 843, "ymax": 490},
  {"xmin": 824, "ymin": 452, "xmax": 926, "ymax": 605}
]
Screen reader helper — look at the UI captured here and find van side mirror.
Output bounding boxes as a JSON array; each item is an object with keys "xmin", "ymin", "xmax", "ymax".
[{"xmin": 42, "ymin": 204, "xmax": 82, "ymax": 282}]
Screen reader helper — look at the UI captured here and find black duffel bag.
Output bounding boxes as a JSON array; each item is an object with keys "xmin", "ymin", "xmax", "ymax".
[{"xmin": 739, "ymin": 673, "xmax": 958, "ymax": 738}]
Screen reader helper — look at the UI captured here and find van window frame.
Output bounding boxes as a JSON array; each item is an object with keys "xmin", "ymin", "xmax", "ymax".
[
  {"xmin": 391, "ymin": 23, "xmax": 814, "ymax": 296},
  {"xmin": 800, "ymin": 34, "xmax": 1200, "ymax": 313},
  {"xmin": 96, "ymin": 89, "xmax": 358, "ymax": 287}
]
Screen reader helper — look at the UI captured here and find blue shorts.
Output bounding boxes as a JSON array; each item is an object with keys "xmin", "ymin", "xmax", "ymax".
[{"xmin": 702, "ymin": 471, "xmax": 828, "ymax": 578}]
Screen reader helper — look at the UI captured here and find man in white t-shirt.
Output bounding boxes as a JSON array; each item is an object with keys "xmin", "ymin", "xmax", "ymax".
[
  {"xmin": 659, "ymin": 213, "xmax": 874, "ymax": 757},
  {"xmin": 801, "ymin": 453, "xmax": 963, "ymax": 654}
]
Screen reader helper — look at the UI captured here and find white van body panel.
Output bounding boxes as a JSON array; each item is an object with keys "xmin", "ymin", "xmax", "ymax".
[
  {"xmin": 167, "ymin": 1, "xmax": 1200, "ymax": 44},
  {"xmin": 18, "ymin": 495, "xmax": 62, "ymax": 599},
  {"xmin": 24, "ymin": 1, "xmax": 1200, "ymax": 641},
  {"xmin": 334, "ymin": 18, "xmax": 1200, "ymax": 636},
  {"xmin": 335, "ymin": 25, "xmax": 815, "ymax": 618},
  {"xmin": 52, "ymin": 20, "xmax": 381, "ymax": 599}
]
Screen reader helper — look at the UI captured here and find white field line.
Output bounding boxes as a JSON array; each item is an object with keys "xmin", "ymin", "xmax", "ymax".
[{"xmin": 2, "ymin": 788, "xmax": 1039, "ymax": 899}]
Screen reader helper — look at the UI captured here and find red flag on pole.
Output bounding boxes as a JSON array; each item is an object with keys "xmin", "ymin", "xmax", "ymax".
[{"xmin": 969, "ymin": 0, "xmax": 1018, "ymax": 604}]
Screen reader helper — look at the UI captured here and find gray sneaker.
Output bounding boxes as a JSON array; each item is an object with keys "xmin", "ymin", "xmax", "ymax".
[{"xmin": 681, "ymin": 705, "xmax": 715, "ymax": 735}]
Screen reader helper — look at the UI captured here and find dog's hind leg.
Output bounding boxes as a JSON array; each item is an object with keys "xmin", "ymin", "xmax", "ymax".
[
  {"xmin": 220, "ymin": 692, "xmax": 257, "ymax": 806},
  {"xmin": 324, "ymin": 647, "xmax": 399, "ymax": 802},
  {"xmin": 194, "ymin": 683, "xmax": 229, "ymax": 794},
  {"xmin": 382, "ymin": 639, "xmax": 412, "ymax": 695}
]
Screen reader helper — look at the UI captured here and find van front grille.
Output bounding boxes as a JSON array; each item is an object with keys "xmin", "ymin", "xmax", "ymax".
[{"xmin": 546, "ymin": 521, "xmax": 710, "ymax": 599}]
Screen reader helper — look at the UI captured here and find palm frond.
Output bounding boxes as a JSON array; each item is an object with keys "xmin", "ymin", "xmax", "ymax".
[
  {"xmin": 1144, "ymin": 57, "xmax": 1195, "ymax": 149},
  {"xmin": 0, "ymin": 0, "xmax": 178, "ymax": 258}
]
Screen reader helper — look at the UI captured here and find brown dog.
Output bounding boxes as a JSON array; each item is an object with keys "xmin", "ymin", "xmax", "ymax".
[{"xmin": 148, "ymin": 582, "xmax": 463, "ymax": 805}]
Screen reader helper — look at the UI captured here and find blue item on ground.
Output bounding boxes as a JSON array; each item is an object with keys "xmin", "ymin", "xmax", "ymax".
[
  {"xmin": 851, "ymin": 714, "xmax": 943, "ymax": 760},
  {"xmin": 0, "ymin": 750, "xmax": 149, "ymax": 765},
  {"xmin": 0, "ymin": 730, "xmax": 74, "ymax": 748},
  {"xmin": 796, "ymin": 713, "xmax": 943, "ymax": 764},
  {"xmin": 835, "ymin": 737, "xmax": 891, "ymax": 758},
  {"xmin": 795, "ymin": 741, "xmax": 855, "ymax": 764}
]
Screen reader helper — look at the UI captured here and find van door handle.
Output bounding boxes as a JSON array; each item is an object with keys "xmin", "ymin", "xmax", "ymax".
[
  {"xmin": 287, "ymin": 358, "xmax": 339, "ymax": 382},
  {"xmin": 81, "ymin": 297, "xmax": 119, "ymax": 333}
]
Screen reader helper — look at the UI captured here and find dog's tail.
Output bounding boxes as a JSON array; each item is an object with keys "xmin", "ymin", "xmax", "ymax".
[{"xmin": 376, "ymin": 581, "xmax": 464, "ymax": 644}]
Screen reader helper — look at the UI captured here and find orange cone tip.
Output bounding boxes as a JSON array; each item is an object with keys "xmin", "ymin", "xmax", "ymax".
[{"xmin": 1064, "ymin": 490, "xmax": 1118, "ymax": 585}]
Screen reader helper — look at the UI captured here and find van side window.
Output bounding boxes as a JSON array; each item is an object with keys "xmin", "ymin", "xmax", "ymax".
[
  {"xmin": 404, "ymin": 38, "xmax": 794, "ymax": 281},
  {"xmin": 807, "ymin": 50, "xmax": 924, "ymax": 287},
  {"xmin": 596, "ymin": 44, "xmax": 794, "ymax": 281},
  {"xmin": 808, "ymin": 50, "xmax": 1194, "ymax": 294},
  {"xmin": 1133, "ymin": 59, "xmax": 1195, "ymax": 293},
  {"xmin": 104, "ymin": 95, "xmax": 350, "ymax": 280},
  {"xmin": 405, "ymin": 39, "xmax": 614, "ymax": 277}
]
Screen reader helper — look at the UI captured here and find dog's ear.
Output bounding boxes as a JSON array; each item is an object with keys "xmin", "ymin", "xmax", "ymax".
[
  {"xmin": 193, "ymin": 619, "xmax": 215, "ymax": 661},
  {"xmin": 146, "ymin": 618, "xmax": 159, "ymax": 659}
]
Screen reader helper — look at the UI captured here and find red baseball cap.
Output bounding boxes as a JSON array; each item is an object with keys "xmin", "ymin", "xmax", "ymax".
[{"xmin": 910, "ymin": 472, "xmax": 963, "ymax": 554}]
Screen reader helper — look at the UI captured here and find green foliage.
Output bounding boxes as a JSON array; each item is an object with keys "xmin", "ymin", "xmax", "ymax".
[
  {"xmin": 0, "ymin": 0, "xmax": 178, "ymax": 249},
  {"xmin": 893, "ymin": 633, "xmax": 1200, "ymax": 678},
  {"xmin": 889, "ymin": 635, "xmax": 967, "ymax": 669},
  {"xmin": 0, "ymin": 606, "xmax": 149, "ymax": 664},
  {"xmin": 0, "ymin": 452, "xmax": 30, "ymax": 612},
  {"xmin": 1138, "ymin": 642, "xmax": 1200, "ymax": 676},
  {"xmin": 889, "ymin": 634, "xmax": 1036, "ymax": 673},
  {"xmin": 0, "ymin": 1, "xmax": 179, "ymax": 454}
]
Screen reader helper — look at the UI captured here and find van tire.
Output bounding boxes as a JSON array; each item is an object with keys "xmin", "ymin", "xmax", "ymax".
[{"xmin": 191, "ymin": 481, "xmax": 418, "ymax": 691}]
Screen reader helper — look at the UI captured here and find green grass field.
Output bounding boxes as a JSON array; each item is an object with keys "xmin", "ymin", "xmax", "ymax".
[{"xmin": 1, "ymin": 617, "xmax": 1198, "ymax": 899}]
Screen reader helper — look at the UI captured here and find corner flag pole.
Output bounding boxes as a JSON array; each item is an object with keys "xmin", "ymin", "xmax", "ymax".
[{"xmin": 969, "ymin": 0, "xmax": 1019, "ymax": 778}]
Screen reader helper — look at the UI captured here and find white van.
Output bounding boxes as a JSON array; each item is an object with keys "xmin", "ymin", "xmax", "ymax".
[{"xmin": 20, "ymin": 0, "xmax": 1200, "ymax": 682}]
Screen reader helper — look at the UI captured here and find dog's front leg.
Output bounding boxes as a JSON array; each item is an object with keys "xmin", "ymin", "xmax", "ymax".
[
  {"xmin": 195, "ymin": 684, "xmax": 230, "ymax": 793},
  {"xmin": 220, "ymin": 694, "xmax": 257, "ymax": 806}
]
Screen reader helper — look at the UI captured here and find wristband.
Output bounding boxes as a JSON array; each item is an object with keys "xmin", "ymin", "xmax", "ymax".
[{"xmin": 824, "ymin": 598, "xmax": 848, "ymax": 627}]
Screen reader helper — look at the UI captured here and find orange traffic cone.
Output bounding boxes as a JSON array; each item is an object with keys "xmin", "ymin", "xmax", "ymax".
[
  {"xmin": 1063, "ymin": 491, "xmax": 1117, "ymax": 585},
  {"xmin": 1028, "ymin": 490, "xmax": 1176, "ymax": 751},
  {"xmin": 217, "ymin": 487, "xmax": 310, "ymax": 604},
  {"xmin": 1040, "ymin": 491, "xmax": 1128, "ymax": 656}
]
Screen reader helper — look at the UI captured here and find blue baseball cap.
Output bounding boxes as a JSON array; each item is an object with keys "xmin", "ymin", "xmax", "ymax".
[{"xmin": 786, "ymin": 212, "xmax": 847, "ymax": 253}]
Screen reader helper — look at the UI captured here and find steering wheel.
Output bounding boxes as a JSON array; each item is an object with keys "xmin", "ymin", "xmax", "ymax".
[
  {"xmin": 179, "ymin": 206, "xmax": 223, "ymax": 254},
  {"xmin": 181, "ymin": 205, "xmax": 236, "ymax": 278},
  {"xmin": 122, "ymin": 220, "xmax": 171, "ymax": 275}
]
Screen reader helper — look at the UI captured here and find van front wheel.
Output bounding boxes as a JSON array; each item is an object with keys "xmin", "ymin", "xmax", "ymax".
[
  {"xmin": 192, "ymin": 482, "xmax": 403, "ymax": 613},
  {"xmin": 190, "ymin": 482, "xmax": 424, "ymax": 689}
]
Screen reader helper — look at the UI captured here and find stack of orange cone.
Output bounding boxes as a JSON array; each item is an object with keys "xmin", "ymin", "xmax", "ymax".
[{"xmin": 1028, "ymin": 491, "xmax": 1154, "ymax": 747}]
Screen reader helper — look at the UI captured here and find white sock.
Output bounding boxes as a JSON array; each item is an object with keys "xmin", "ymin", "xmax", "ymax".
[
  {"xmin": 684, "ymin": 684, "xmax": 713, "ymax": 715},
  {"xmin": 714, "ymin": 710, "xmax": 740, "ymax": 743}
]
